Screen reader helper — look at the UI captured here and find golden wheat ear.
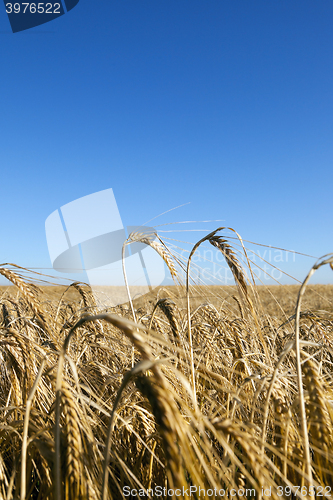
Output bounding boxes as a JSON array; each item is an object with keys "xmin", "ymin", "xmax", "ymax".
[
  {"xmin": 61, "ymin": 384, "xmax": 84, "ymax": 500},
  {"xmin": 207, "ymin": 232, "xmax": 271, "ymax": 361},
  {"xmin": 0, "ymin": 266, "xmax": 50, "ymax": 333},
  {"xmin": 303, "ymin": 359, "xmax": 332, "ymax": 482},
  {"xmin": 127, "ymin": 231, "xmax": 179, "ymax": 282}
]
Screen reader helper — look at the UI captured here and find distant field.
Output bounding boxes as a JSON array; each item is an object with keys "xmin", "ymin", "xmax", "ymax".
[{"xmin": 2, "ymin": 283, "xmax": 332, "ymax": 317}]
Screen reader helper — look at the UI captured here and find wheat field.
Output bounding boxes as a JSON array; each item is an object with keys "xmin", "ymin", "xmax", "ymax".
[{"xmin": 0, "ymin": 229, "xmax": 332, "ymax": 500}]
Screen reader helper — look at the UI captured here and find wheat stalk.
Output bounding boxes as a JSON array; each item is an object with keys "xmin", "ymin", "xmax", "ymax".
[
  {"xmin": 127, "ymin": 231, "xmax": 179, "ymax": 281},
  {"xmin": 0, "ymin": 267, "xmax": 49, "ymax": 333},
  {"xmin": 294, "ymin": 253, "xmax": 333, "ymax": 489},
  {"xmin": 303, "ymin": 358, "xmax": 332, "ymax": 481},
  {"xmin": 61, "ymin": 385, "xmax": 83, "ymax": 500}
]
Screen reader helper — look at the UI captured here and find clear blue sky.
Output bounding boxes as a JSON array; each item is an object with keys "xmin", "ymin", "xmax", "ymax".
[{"xmin": 0, "ymin": 0, "xmax": 332, "ymax": 286}]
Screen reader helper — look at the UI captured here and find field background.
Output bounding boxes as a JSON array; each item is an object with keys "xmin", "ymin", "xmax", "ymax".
[{"xmin": 2, "ymin": 284, "xmax": 332, "ymax": 317}]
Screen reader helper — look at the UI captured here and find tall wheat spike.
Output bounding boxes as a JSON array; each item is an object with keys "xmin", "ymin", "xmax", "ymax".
[
  {"xmin": 0, "ymin": 267, "xmax": 49, "ymax": 333},
  {"xmin": 61, "ymin": 385, "xmax": 84, "ymax": 500},
  {"xmin": 303, "ymin": 359, "xmax": 332, "ymax": 482},
  {"xmin": 127, "ymin": 231, "xmax": 179, "ymax": 281},
  {"xmin": 208, "ymin": 234, "xmax": 270, "ymax": 361}
]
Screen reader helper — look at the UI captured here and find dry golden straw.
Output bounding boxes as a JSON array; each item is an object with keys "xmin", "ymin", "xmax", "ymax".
[{"xmin": 0, "ymin": 234, "xmax": 331, "ymax": 499}]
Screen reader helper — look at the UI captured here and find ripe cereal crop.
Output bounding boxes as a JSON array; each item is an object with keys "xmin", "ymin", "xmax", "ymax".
[{"xmin": 0, "ymin": 228, "xmax": 332, "ymax": 499}]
